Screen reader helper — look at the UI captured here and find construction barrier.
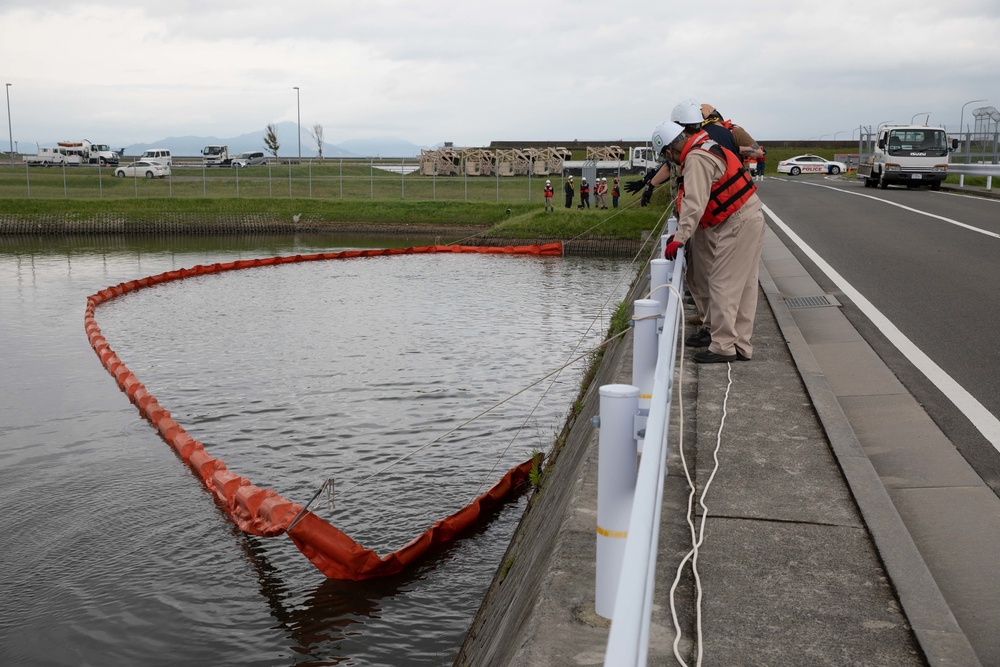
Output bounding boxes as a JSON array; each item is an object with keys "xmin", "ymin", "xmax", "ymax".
[{"xmin": 84, "ymin": 242, "xmax": 562, "ymax": 579}]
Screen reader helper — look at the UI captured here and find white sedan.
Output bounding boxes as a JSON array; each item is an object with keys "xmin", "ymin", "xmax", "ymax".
[
  {"xmin": 114, "ymin": 160, "xmax": 171, "ymax": 179},
  {"xmin": 776, "ymin": 154, "xmax": 848, "ymax": 176}
]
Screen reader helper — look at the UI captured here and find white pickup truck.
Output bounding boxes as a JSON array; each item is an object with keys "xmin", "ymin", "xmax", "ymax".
[{"xmin": 24, "ymin": 146, "xmax": 68, "ymax": 166}]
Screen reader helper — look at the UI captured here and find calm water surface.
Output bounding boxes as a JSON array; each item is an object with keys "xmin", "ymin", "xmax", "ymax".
[{"xmin": 0, "ymin": 234, "xmax": 633, "ymax": 666}]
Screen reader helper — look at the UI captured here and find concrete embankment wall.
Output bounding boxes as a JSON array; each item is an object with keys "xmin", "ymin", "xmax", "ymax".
[{"xmin": 454, "ymin": 253, "xmax": 649, "ymax": 665}]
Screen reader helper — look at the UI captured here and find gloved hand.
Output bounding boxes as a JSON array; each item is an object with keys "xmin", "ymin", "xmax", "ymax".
[
  {"xmin": 624, "ymin": 178, "xmax": 646, "ymax": 194},
  {"xmin": 664, "ymin": 235, "xmax": 684, "ymax": 260},
  {"xmin": 640, "ymin": 183, "xmax": 654, "ymax": 207}
]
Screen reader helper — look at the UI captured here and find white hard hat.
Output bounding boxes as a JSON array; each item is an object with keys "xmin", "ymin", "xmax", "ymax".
[
  {"xmin": 670, "ymin": 98, "xmax": 703, "ymax": 126},
  {"xmin": 651, "ymin": 120, "xmax": 686, "ymax": 156},
  {"xmin": 545, "ymin": 179, "xmax": 551, "ymax": 184},
  {"xmin": 582, "ymin": 177, "xmax": 587, "ymax": 181},
  {"xmin": 602, "ymin": 177, "xmax": 607, "ymax": 181}
]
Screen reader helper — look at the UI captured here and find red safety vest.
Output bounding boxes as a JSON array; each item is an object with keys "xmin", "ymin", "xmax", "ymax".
[
  {"xmin": 677, "ymin": 131, "xmax": 756, "ymax": 228},
  {"xmin": 544, "ymin": 185, "xmax": 554, "ymax": 197}
]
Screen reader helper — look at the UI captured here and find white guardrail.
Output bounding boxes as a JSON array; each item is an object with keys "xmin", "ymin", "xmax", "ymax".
[
  {"xmin": 599, "ymin": 217, "xmax": 686, "ymax": 666},
  {"xmin": 949, "ymin": 162, "xmax": 1000, "ymax": 190}
]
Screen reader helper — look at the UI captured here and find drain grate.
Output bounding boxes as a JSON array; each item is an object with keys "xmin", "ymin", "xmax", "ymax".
[{"xmin": 785, "ymin": 294, "xmax": 842, "ymax": 309}]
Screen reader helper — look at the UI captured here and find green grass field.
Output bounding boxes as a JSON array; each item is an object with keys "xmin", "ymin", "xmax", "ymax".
[{"xmin": 1, "ymin": 148, "xmax": 991, "ymax": 241}]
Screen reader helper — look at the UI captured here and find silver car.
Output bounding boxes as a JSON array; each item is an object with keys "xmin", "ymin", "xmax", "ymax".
[{"xmin": 231, "ymin": 151, "xmax": 268, "ymax": 168}]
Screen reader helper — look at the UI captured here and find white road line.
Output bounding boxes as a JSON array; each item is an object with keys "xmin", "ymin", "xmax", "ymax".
[
  {"xmin": 795, "ymin": 180, "xmax": 1000, "ymax": 238},
  {"xmin": 763, "ymin": 203, "xmax": 1000, "ymax": 453}
]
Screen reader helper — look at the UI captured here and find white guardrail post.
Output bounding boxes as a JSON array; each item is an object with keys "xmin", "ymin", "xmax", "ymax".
[
  {"xmin": 595, "ymin": 384, "xmax": 640, "ymax": 619},
  {"xmin": 632, "ymin": 299, "xmax": 660, "ymax": 454},
  {"xmin": 604, "ymin": 247, "xmax": 686, "ymax": 666}
]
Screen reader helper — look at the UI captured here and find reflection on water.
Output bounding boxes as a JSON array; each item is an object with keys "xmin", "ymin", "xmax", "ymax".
[{"xmin": 0, "ymin": 234, "xmax": 634, "ymax": 666}]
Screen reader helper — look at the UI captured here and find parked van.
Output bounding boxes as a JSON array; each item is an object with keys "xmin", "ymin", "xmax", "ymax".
[{"xmin": 140, "ymin": 148, "xmax": 172, "ymax": 165}]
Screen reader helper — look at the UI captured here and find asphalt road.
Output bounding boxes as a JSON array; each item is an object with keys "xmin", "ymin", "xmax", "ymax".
[{"xmin": 757, "ymin": 175, "xmax": 1000, "ymax": 493}]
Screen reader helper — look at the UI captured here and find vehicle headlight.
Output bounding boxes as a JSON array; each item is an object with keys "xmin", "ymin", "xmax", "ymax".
[
  {"xmin": 932, "ymin": 164, "xmax": 947, "ymax": 172},
  {"xmin": 885, "ymin": 163, "xmax": 901, "ymax": 172}
]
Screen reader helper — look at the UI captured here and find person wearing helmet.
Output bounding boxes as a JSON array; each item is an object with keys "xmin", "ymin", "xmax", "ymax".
[
  {"xmin": 611, "ymin": 177, "xmax": 620, "ymax": 208},
  {"xmin": 598, "ymin": 177, "xmax": 609, "ymax": 209},
  {"xmin": 672, "ymin": 98, "xmax": 740, "ymax": 159},
  {"xmin": 544, "ymin": 179, "xmax": 554, "ymax": 212},
  {"xmin": 667, "ymin": 99, "xmax": 744, "ymax": 343},
  {"xmin": 701, "ymin": 103, "xmax": 763, "ymax": 160},
  {"xmin": 579, "ymin": 177, "xmax": 590, "ymax": 209},
  {"xmin": 564, "ymin": 175, "xmax": 575, "ymax": 209},
  {"xmin": 654, "ymin": 118, "xmax": 765, "ymax": 363}
]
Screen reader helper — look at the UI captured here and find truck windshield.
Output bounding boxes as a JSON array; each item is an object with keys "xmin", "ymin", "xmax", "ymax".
[
  {"xmin": 887, "ymin": 130, "xmax": 948, "ymax": 157},
  {"xmin": 203, "ymin": 146, "xmax": 223, "ymax": 156}
]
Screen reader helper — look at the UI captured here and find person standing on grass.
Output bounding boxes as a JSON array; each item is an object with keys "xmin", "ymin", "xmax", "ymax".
[
  {"xmin": 564, "ymin": 175, "xmax": 575, "ymax": 208},
  {"xmin": 612, "ymin": 177, "xmax": 620, "ymax": 208},
  {"xmin": 544, "ymin": 180, "xmax": 554, "ymax": 212}
]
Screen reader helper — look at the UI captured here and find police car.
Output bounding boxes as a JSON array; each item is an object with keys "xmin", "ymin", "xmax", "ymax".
[{"xmin": 776, "ymin": 154, "xmax": 848, "ymax": 176}]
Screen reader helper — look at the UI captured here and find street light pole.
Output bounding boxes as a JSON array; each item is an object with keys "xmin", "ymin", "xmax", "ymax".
[
  {"xmin": 959, "ymin": 98, "xmax": 986, "ymax": 135},
  {"xmin": 5, "ymin": 83, "xmax": 12, "ymax": 165},
  {"xmin": 293, "ymin": 86, "xmax": 301, "ymax": 160}
]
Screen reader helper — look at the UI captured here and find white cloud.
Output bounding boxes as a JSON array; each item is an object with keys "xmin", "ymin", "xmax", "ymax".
[{"xmin": 2, "ymin": 0, "xmax": 998, "ymax": 150}]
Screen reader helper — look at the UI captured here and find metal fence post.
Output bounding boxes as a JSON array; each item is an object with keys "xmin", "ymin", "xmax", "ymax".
[{"xmin": 596, "ymin": 383, "xmax": 639, "ymax": 619}]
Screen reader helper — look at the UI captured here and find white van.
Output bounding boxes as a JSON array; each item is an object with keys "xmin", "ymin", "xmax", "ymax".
[{"xmin": 140, "ymin": 148, "xmax": 172, "ymax": 165}]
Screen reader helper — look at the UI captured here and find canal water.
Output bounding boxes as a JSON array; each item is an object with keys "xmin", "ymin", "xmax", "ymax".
[{"xmin": 0, "ymin": 233, "xmax": 634, "ymax": 666}]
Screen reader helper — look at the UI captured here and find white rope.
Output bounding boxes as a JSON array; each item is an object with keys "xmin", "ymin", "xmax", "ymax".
[{"xmin": 669, "ymin": 355, "xmax": 734, "ymax": 667}]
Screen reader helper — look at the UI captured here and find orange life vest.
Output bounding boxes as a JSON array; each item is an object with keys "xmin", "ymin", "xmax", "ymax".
[{"xmin": 677, "ymin": 131, "xmax": 757, "ymax": 228}]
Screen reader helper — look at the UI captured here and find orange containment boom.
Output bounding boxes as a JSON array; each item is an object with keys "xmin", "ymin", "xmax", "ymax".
[{"xmin": 83, "ymin": 243, "xmax": 560, "ymax": 579}]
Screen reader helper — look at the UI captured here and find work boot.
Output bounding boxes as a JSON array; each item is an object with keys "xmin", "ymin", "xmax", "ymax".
[{"xmin": 685, "ymin": 328, "xmax": 712, "ymax": 348}]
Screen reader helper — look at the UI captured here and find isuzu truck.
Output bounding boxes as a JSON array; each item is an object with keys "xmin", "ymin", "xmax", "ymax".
[{"xmin": 857, "ymin": 124, "xmax": 956, "ymax": 190}]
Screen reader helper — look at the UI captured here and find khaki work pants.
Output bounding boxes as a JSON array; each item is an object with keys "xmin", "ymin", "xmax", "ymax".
[{"xmin": 702, "ymin": 200, "xmax": 765, "ymax": 358}]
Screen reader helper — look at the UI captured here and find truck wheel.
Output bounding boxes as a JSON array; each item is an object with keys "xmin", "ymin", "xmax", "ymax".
[
  {"xmin": 878, "ymin": 173, "xmax": 889, "ymax": 189},
  {"xmin": 931, "ymin": 181, "xmax": 942, "ymax": 191},
  {"xmin": 790, "ymin": 166, "xmax": 801, "ymax": 176},
  {"xmin": 829, "ymin": 166, "xmax": 841, "ymax": 175}
]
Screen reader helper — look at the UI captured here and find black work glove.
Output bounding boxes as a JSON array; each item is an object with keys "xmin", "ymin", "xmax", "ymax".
[
  {"xmin": 640, "ymin": 183, "xmax": 654, "ymax": 206},
  {"xmin": 626, "ymin": 167, "xmax": 660, "ymax": 194},
  {"xmin": 624, "ymin": 178, "xmax": 646, "ymax": 194}
]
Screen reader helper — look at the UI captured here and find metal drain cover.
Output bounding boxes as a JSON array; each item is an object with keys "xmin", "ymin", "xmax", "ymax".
[{"xmin": 785, "ymin": 294, "xmax": 842, "ymax": 308}]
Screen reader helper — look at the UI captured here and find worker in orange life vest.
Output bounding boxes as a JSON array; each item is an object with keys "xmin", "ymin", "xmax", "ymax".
[
  {"xmin": 653, "ymin": 120, "xmax": 765, "ymax": 363},
  {"xmin": 579, "ymin": 177, "xmax": 590, "ymax": 209},
  {"xmin": 544, "ymin": 180, "xmax": 554, "ymax": 212},
  {"xmin": 612, "ymin": 177, "xmax": 620, "ymax": 208}
]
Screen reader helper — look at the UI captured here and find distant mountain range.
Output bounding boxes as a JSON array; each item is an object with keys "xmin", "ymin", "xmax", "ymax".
[{"xmin": 120, "ymin": 121, "xmax": 431, "ymax": 159}]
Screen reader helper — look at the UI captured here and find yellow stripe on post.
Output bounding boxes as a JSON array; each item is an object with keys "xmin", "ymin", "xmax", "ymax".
[{"xmin": 596, "ymin": 524, "xmax": 628, "ymax": 539}]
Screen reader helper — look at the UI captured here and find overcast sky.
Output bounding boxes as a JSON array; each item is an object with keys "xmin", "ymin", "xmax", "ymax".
[{"xmin": 2, "ymin": 0, "xmax": 998, "ymax": 150}]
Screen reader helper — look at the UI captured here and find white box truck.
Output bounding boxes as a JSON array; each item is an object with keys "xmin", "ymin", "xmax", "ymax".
[{"xmin": 857, "ymin": 124, "xmax": 957, "ymax": 190}]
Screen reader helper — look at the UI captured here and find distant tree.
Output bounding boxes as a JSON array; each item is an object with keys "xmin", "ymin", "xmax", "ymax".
[
  {"xmin": 264, "ymin": 123, "xmax": 280, "ymax": 159},
  {"xmin": 311, "ymin": 123, "xmax": 324, "ymax": 159}
]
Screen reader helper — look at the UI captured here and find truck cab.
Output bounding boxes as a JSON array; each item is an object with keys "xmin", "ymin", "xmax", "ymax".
[
  {"xmin": 202, "ymin": 145, "xmax": 230, "ymax": 167},
  {"xmin": 858, "ymin": 124, "xmax": 955, "ymax": 190}
]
